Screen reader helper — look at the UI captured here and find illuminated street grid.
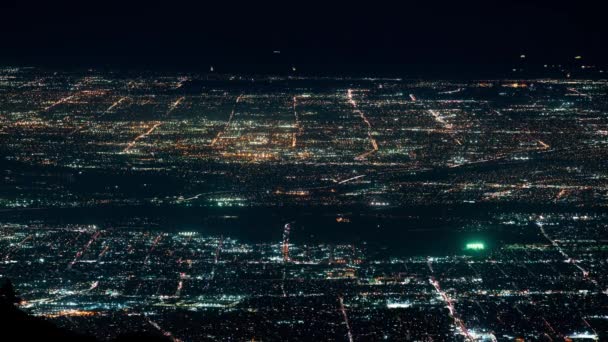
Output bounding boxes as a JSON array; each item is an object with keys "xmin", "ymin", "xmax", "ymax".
[
  {"xmin": 1, "ymin": 212, "xmax": 607, "ymax": 341},
  {"xmin": 0, "ymin": 68, "xmax": 607, "ymax": 209},
  {"xmin": 1, "ymin": 67, "xmax": 608, "ymax": 341}
]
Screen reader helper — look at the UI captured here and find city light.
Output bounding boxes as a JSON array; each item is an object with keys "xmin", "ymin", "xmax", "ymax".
[{"xmin": 465, "ymin": 242, "xmax": 485, "ymax": 250}]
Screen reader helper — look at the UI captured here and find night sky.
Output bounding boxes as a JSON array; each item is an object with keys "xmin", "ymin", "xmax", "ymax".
[{"xmin": 1, "ymin": 1, "xmax": 606, "ymax": 73}]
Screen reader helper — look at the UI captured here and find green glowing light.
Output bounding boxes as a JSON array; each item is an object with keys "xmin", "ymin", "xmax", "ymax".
[{"xmin": 465, "ymin": 242, "xmax": 485, "ymax": 250}]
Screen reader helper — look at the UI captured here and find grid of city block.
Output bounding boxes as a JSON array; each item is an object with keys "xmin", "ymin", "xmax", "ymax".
[{"xmin": 1, "ymin": 67, "xmax": 608, "ymax": 341}]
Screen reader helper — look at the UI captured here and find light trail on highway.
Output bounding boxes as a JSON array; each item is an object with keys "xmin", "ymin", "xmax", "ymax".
[
  {"xmin": 3, "ymin": 234, "xmax": 32, "ymax": 261},
  {"xmin": 348, "ymin": 89, "xmax": 378, "ymax": 160},
  {"xmin": 43, "ymin": 94, "xmax": 78, "ymax": 112},
  {"xmin": 211, "ymin": 94, "xmax": 243, "ymax": 146},
  {"xmin": 535, "ymin": 221, "xmax": 594, "ymax": 282},
  {"xmin": 145, "ymin": 316, "xmax": 182, "ymax": 342},
  {"xmin": 292, "ymin": 96, "xmax": 302, "ymax": 148},
  {"xmin": 429, "ymin": 277, "xmax": 474, "ymax": 342},
  {"xmin": 68, "ymin": 231, "xmax": 101, "ymax": 269},
  {"xmin": 167, "ymin": 96, "xmax": 185, "ymax": 115},
  {"xmin": 337, "ymin": 175, "xmax": 365, "ymax": 184},
  {"xmin": 105, "ymin": 96, "xmax": 129, "ymax": 113},
  {"xmin": 123, "ymin": 96, "xmax": 184, "ymax": 152},
  {"xmin": 123, "ymin": 122, "xmax": 162, "ymax": 153},
  {"xmin": 68, "ymin": 96, "xmax": 130, "ymax": 136},
  {"xmin": 427, "ymin": 109, "xmax": 453, "ymax": 130},
  {"xmin": 427, "ymin": 258, "xmax": 474, "ymax": 341},
  {"xmin": 338, "ymin": 296, "xmax": 354, "ymax": 342}
]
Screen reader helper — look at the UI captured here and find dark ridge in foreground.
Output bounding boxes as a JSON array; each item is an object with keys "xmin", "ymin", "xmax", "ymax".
[{"xmin": 0, "ymin": 279, "xmax": 168, "ymax": 342}]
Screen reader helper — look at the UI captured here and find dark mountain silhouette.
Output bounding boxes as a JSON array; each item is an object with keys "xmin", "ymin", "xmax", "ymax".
[{"xmin": 0, "ymin": 278, "xmax": 170, "ymax": 341}]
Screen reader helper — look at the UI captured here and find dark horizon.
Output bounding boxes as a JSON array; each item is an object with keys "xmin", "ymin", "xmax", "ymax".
[{"xmin": 2, "ymin": 1, "xmax": 607, "ymax": 74}]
